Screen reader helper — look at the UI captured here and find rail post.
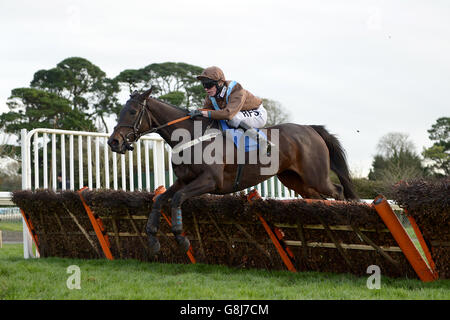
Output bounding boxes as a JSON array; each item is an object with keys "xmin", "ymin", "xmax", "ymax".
[{"xmin": 21, "ymin": 129, "xmax": 35, "ymax": 259}]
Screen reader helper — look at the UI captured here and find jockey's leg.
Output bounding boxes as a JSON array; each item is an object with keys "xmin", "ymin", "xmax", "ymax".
[
  {"xmin": 227, "ymin": 103, "xmax": 267, "ymax": 129},
  {"xmin": 228, "ymin": 104, "xmax": 274, "ymax": 154}
]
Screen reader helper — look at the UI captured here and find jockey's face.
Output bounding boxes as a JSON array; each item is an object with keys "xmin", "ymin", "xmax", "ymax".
[
  {"xmin": 201, "ymin": 78, "xmax": 218, "ymax": 97},
  {"xmin": 205, "ymin": 85, "xmax": 217, "ymax": 97}
]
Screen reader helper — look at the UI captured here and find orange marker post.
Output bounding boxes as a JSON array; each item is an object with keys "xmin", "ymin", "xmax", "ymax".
[
  {"xmin": 78, "ymin": 187, "xmax": 114, "ymax": 260},
  {"xmin": 373, "ymin": 195, "xmax": 437, "ymax": 282}
]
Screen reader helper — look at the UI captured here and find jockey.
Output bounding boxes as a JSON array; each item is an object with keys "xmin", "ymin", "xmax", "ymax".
[{"xmin": 188, "ymin": 66, "xmax": 273, "ymax": 149}]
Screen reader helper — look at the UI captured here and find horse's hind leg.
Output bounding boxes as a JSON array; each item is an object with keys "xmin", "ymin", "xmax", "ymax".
[
  {"xmin": 277, "ymin": 170, "xmax": 323, "ymax": 199},
  {"xmin": 302, "ymin": 173, "xmax": 345, "ymax": 200},
  {"xmin": 332, "ymin": 183, "xmax": 345, "ymax": 200},
  {"xmin": 278, "ymin": 170, "xmax": 345, "ymax": 200}
]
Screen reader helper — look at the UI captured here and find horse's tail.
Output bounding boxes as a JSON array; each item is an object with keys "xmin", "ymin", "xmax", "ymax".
[{"xmin": 310, "ymin": 125, "xmax": 359, "ymax": 200}]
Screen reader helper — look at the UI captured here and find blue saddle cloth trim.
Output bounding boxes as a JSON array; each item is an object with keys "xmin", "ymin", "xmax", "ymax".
[{"xmin": 209, "ymin": 81, "xmax": 266, "ymax": 152}]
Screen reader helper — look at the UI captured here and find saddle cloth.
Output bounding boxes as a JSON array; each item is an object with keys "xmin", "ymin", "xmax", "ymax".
[{"xmin": 219, "ymin": 120, "xmax": 267, "ymax": 152}]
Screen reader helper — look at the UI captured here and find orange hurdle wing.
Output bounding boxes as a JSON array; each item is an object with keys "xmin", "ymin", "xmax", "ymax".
[
  {"xmin": 247, "ymin": 189, "xmax": 297, "ymax": 272},
  {"xmin": 373, "ymin": 195, "xmax": 437, "ymax": 282},
  {"xmin": 407, "ymin": 214, "xmax": 437, "ymax": 276}
]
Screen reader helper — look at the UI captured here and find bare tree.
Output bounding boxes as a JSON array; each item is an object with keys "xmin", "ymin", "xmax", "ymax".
[
  {"xmin": 376, "ymin": 132, "xmax": 416, "ymax": 158},
  {"xmin": 369, "ymin": 132, "xmax": 426, "ymax": 183}
]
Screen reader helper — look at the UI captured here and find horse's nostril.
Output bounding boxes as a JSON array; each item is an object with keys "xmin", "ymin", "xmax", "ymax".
[{"xmin": 108, "ymin": 138, "xmax": 119, "ymax": 148}]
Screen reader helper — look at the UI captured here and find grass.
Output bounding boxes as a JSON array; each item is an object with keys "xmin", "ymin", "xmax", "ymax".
[
  {"xmin": 0, "ymin": 221, "xmax": 23, "ymax": 232},
  {"xmin": 1, "ymin": 243, "xmax": 449, "ymax": 300}
]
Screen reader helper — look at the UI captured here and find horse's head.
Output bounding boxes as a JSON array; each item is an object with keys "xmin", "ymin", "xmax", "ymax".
[{"xmin": 108, "ymin": 87, "xmax": 153, "ymax": 154}]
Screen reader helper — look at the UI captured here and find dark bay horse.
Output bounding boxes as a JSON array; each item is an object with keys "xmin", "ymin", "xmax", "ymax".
[{"xmin": 108, "ymin": 88, "xmax": 358, "ymax": 254}]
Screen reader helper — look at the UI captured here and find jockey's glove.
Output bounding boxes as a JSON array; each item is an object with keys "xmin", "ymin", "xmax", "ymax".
[{"xmin": 187, "ymin": 109, "xmax": 203, "ymax": 118}]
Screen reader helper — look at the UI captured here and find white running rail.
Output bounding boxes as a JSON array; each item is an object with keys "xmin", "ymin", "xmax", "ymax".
[{"xmin": 21, "ymin": 128, "xmax": 171, "ymax": 192}]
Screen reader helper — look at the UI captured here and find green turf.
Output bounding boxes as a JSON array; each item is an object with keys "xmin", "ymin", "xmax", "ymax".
[
  {"xmin": 0, "ymin": 243, "xmax": 449, "ymax": 300},
  {"xmin": 0, "ymin": 221, "xmax": 23, "ymax": 232}
]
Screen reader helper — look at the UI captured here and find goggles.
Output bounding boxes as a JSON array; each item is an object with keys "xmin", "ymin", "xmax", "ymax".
[{"xmin": 201, "ymin": 80, "xmax": 217, "ymax": 89}]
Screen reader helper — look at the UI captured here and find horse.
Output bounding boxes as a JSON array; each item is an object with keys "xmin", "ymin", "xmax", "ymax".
[{"xmin": 108, "ymin": 88, "xmax": 358, "ymax": 255}]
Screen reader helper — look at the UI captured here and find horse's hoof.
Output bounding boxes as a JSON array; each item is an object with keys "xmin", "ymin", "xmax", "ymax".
[
  {"xmin": 175, "ymin": 235, "xmax": 190, "ymax": 253},
  {"xmin": 148, "ymin": 235, "xmax": 160, "ymax": 255}
]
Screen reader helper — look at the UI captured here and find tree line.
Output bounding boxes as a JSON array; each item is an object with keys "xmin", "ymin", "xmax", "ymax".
[{"xmin": 0, "ymin": 58, "xmax": 203, "ymax": 135}]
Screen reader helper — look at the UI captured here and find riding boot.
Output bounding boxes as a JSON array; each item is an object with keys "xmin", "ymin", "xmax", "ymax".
[{"xmin": 238, "ymin": 122, "xmax": 274, "ymax": 156}]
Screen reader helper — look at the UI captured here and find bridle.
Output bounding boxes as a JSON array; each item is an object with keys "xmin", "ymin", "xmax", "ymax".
[{"xmin": 113, "ymin": 98, "xmax": 161, "ymax": 151}]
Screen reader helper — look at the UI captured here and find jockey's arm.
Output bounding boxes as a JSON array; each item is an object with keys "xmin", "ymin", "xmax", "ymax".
[{"xmin": 201, "ymin": 86, "xmax": 246, "ymax": 120}]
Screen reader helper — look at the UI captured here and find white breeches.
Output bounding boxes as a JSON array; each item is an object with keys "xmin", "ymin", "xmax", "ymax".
[{"xmin": 227, "ymin": 104, "xmax": 267, "ymax": 129}]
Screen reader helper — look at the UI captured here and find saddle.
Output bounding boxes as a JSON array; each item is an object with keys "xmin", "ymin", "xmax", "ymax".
[{"xmin": 219, "ymin": 121, "xmax": 267, "ymax": 152}]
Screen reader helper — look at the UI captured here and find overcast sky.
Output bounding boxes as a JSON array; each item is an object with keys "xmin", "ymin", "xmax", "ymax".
[{"xmin": 1, "ymin": 0, "xmax": 449, "ymax": 177}]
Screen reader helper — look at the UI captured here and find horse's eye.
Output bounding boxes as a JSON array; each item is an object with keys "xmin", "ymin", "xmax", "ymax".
[{"xmin": 129, "ymin": 110, "xmax": 137, "ymax": 115}]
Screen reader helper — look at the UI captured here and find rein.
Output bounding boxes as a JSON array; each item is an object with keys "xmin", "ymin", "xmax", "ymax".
[{"xmin": 114, "ymin": 98, "xmax": 210, "ymax": 150}]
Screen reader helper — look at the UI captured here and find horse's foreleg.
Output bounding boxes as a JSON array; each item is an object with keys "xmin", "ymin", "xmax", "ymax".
[
  {"xmin": 146, "ymin": 180, "xmax": 183, "ymax": 255},
  {"xmin": 170, "ymin": 174, "xmax": 217, "ymax": 252}
]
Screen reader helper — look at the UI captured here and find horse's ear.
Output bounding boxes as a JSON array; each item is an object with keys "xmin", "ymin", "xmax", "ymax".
[{"xmin": 140, "ymin": 87, "xmax": 153, "ymax": 101}]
